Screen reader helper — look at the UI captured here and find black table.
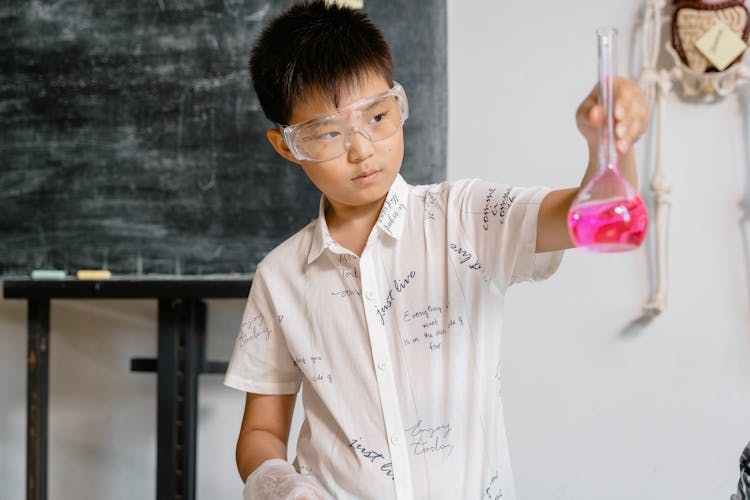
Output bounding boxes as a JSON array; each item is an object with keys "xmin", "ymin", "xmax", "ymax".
[{"xmin": 3, "ymin": 277, "xmax": 252, "ymax": 500}]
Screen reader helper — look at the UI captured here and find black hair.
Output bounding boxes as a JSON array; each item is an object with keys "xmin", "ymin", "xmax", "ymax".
[{"xmin": 250, "ymin": 0, "xmax": 394, "ymax": 125}]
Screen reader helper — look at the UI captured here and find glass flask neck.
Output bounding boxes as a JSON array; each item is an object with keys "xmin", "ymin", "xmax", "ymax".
[{"xmin": 597, "ymin": 26, "xmax": 618, "ymax": 173}]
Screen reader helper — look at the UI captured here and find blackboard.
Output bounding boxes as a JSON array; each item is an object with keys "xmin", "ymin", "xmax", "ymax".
[{"xmin": 0, "ymin": 0, "xmax": 446, "ymax": 276}]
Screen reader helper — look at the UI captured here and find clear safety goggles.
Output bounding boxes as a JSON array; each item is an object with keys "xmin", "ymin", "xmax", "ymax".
[{"xmin": 279, "ymin": 82, "xmax": 409, "ymax": 162}]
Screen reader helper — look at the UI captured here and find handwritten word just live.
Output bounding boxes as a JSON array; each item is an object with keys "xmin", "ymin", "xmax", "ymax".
[{"xmin": 376, "ymin": 270, "xmax": 417, "ymax": 325}]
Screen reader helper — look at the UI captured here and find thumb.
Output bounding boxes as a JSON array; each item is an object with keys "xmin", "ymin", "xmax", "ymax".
[
  {"xmin": 576, "ymin": 85, "xmax": 600, "ymax": 127},
  {"xmin": 586, "ymin": 104, "xmax": 605, "ymax": 128}
]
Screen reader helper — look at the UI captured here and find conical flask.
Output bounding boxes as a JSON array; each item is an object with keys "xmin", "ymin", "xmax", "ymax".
[{"xmin": 567, "ymin": 27, "xmax": 648, "ymax": 252}]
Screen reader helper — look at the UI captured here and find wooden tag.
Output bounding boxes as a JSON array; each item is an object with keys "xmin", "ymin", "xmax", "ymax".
[{"xmin": 694, "ymin": 20, "xmax": 748, "ymax": 70}]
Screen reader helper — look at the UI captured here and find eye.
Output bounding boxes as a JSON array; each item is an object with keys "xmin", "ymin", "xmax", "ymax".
[
  {"xmin": 303, "ymin": 127, "xmax": 341, "ymax": 142},
  {"xmin": 315, "ymin": 130, "xmax": 341, "ymax": 140},
  {"xmin": 369, "ymin": 111, "xmax": 388, "ymax": 124}
]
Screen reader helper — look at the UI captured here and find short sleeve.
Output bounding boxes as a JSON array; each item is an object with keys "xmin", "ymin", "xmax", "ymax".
[
  {"xmin": 224, "ymin": 267, "xmax": 302, "ymax": 394},
  {"xmin": 452, "ymin": 179, "xmax": 563, "ymax": 290}
]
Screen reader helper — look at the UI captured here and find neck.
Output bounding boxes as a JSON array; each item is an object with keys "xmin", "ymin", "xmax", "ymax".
[
  {"xmin": 326, "ymin": 195, "xmax": 386, "ymax": 230},
  {"xmin": 324, "ymin": 195, "xmax": 388, "ymax": 256}
]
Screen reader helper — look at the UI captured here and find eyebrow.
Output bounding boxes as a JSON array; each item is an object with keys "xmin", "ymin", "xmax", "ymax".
[
  {"xmin": 315, "ymin": 96, "xmax": 387, "ymax": 123},
  {"xmin": 293, "ymin": 90, "xmax": 392, "ymax": 128},
  {"xmin": 362, "ymin": 96, "xmax": 387, "ymax": 111},
  {"xmin": 313, "ymin": 117, "xmax": 339, "ymax": 127}
]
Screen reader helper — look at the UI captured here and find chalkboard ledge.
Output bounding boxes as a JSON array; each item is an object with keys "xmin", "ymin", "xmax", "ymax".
[{"xmin": 2, "ymin": 276, "xmax": 253, "ymax": 299}]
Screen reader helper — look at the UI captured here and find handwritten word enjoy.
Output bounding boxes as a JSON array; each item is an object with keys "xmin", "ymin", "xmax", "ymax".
[
  {"xmin": 239, "ymin": 314, "xmax": 271, "ymax": 346},
  {"xmin": 378, "ymin": 193, "xmax": 406, "ymax": 232},
  {"xmin": 405, "ymin": 420, "xmax": 455, "ymax": 456}
]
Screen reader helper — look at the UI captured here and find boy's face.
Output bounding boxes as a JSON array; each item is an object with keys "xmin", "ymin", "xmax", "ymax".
[{"xmin": 267, "ymin": 75, "xmax": 405, "ymax": 214}]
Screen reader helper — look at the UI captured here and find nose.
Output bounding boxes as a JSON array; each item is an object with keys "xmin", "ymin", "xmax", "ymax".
[{"xmin": 346, "ymin": 129, "xmax": 374, "ymax": 162}]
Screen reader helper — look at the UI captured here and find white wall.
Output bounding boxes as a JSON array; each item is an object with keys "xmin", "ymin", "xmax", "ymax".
[
  {"xmin": 0, "ymin": 298, "xmax": 247, "ymax": 500},
  {"xmin": 448, "ymin": 1, "xmax": 750, "ymax": 500},
  {"xmin": 2, "ymin": 1, "xmax": 749, "ymax": 499}
]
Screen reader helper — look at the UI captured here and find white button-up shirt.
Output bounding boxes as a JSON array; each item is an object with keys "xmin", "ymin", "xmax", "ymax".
[{"xmin": 225, "ymin": 174, "xmax": 563, "ymax": 499}]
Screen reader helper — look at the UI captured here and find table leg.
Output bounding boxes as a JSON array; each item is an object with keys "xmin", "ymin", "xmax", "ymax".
[
  {"xmin": 156, "ymin": 298, "xmax": 206, "ymax": 500},
  {"xmin": 27, "ymin": 298, "xmax": 50, "ymax": 500}
]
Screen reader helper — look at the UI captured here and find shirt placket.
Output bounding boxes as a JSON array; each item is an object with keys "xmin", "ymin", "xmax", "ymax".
[{"xmin": 359, "ymin": 238, "xmax": 414, "ymax": 500}]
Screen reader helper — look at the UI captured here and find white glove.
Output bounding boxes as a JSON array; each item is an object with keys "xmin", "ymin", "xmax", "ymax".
[{"xmin": 244, "ymin": 458, "xmax": 326, "ymax": 500}]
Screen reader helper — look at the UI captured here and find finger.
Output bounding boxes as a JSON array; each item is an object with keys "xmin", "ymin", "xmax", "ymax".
[
  {"xmin": 615, "ymin": 122, "xmax": 634, "ymax": 153},
  {"xmin": 614, "ymin": 110, "xmax": 633, "ymax": 153},
  {"xmin": 615, "ymin": 99, "xmax": 647, "ymax": 131},
  {"xmin": 614, "ymin": 86, "xmax": 649, "ymax": 126},
  {"xmin": 629, "ymin": 115, "xmax": 646, "ymax": 137},
  {"xmin": 633, "ymin": 105, "xmax": 650, "ymax": 134},
  {"xmin": 615, "ymin": 122, "xmax": 628, "ymax": 139},
  {"xmin": 613, "ymin": 84, "xmax": 641, "ymax": 120},
  {"xmin": 616, "ymin": 119, "xmax": 644, "ymax": 153},
  {"xmin": 617, "ymin": 107, "xmax": 649, "ymax": 144}
]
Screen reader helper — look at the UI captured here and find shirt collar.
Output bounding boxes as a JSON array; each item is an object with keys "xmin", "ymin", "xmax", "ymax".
[
  {"xmin": 307, "ymin": 174, "xmax": 410, "ymax": 264},
  {"xmin": 375, "ymin": 173, "xmax": 409, "ymax": 240},
  {"xmin": 307, "ymin": 196, "xmax": 336, "ymax": 264}
]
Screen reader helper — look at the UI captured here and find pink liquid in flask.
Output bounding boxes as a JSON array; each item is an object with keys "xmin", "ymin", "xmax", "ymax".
[
  {"xmin": 568, "ymin": 194, "xmax": 648, "ymax": 252},
  {"xmin": 567, "ymin": 27, "xmax": 649, "ymax": 253}
]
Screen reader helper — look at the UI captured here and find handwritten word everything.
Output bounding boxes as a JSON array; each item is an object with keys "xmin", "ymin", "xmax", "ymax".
[{"xmin": 402, "ymin": 304, "xmax": 444, "ymax": 323}]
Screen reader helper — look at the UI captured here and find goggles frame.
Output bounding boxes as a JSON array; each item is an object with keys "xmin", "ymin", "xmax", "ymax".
[{"xmin": 278, "ymin": 81, "xmax": 409, "ymax": 162}]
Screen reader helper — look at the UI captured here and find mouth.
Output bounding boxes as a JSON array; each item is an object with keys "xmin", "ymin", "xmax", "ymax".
[{"xmin": 352, "ymin": 170, "xmax": 380, "ymax": 183}]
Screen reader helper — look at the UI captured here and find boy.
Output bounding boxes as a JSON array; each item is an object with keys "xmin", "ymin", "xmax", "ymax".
[{"xmin": 224, "ymin": 1, "xmax": 649, "ymax": 499}]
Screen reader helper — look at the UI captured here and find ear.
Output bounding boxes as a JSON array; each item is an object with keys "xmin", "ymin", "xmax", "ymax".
[{"xmin": 266, "ymin": 128, "xmax": 301, "ymax": 165}]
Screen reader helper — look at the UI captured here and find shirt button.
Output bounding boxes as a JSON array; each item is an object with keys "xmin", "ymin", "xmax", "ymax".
[
  {"xmin": 365, "ymin": 290, "xmax": 375, "ymax": 300},
  {"xmin": 377, "ymin": 361, "xmax": 387, "ymax": 371},
  {"xmin": 390, "ymin": 435, "xmax": 400, "ymax": 446}
]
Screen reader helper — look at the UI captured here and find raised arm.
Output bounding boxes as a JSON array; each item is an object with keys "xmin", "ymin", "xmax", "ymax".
[{"xmin": 536, "ymin": 78, "xmax": 649, "ymax": 253}]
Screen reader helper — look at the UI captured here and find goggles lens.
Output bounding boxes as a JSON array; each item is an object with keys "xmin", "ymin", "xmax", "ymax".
[{"xmin": 282, "ymin": 82, "xmax": 408, "ymax": 162}]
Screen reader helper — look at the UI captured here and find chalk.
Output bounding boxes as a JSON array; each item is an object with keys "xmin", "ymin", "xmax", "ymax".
[
  {"xmin": 31, "ymin": 270, "xmax": 66, "ymax": 281},
  {"xmin": 76, "ymin": 270, "xmax": 112, "ymax": 280},
  {"xmin": 325, "ymin": 0, "xmax": 364, "ymax": 9}
]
